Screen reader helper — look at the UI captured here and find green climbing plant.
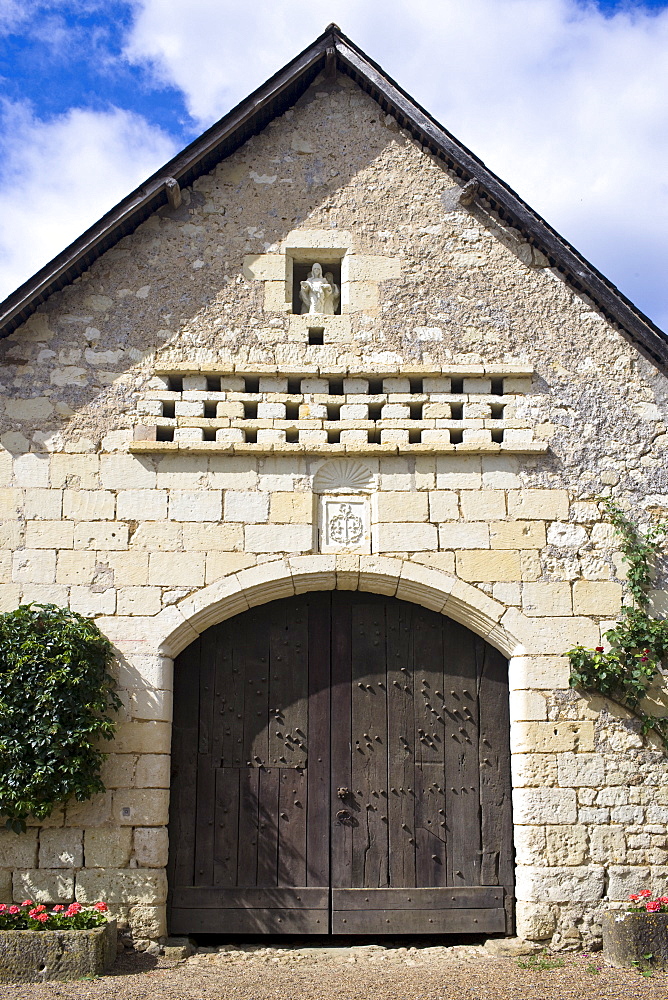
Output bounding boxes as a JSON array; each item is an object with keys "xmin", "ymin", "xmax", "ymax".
[
  {"xmin": 567, "ymin": 498, "xmax": 668, "ymax": 750},
  {"xmin": 0, "ymin": 604, "xmax": 120, "ymax": 833}
]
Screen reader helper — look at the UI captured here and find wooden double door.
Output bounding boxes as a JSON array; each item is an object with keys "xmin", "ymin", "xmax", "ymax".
[{"xmin": 167, "ymin": 592, "xmax": 513, "ymax": 935}]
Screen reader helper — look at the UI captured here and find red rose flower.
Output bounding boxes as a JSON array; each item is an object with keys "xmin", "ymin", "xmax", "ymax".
[
  {"xmin": 646, "ymin": 900, "xmax": 661, "ymax": 912},
  {"xmin": 595, "ymin": 646, "xmax": 604, "ymax": 653}
]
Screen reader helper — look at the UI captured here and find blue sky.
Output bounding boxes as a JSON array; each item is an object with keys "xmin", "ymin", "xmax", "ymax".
[{"xmin": 1, "ymin": 0, "xmax": 667, "ymax": 332}]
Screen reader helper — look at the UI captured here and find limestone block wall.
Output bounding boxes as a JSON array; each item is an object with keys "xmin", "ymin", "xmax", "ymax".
[{"xmin": 0, "ymin": 70, "xmax": 667, "ymax": 950}]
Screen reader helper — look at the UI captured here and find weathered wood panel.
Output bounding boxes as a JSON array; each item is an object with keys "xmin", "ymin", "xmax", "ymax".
[
  {"xmin": 331, "ymin": 907, "xmax": 506, "ymax": 934},
  {"xmin": 168, "ymin": 592, "xmax": 513, "ymax": 936}
]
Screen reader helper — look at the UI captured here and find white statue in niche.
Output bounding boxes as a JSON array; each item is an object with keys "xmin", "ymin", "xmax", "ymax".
[
  {"xmin": 324, "ymin": 271, "xmax": 340, "ymax": 314},
  {"xmin": 300, "ymin": 262, "xmax": 337, "ymax": 315}
]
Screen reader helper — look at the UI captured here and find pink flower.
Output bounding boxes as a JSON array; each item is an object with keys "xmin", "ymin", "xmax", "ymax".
[
  {"xmin": 658, "ymin": 897, "xmax": 668, "ymax": 906},
  {"xmin": 52, "ymin": 905, "xmax": 64, "ymax": 913},
  {"xmin": 0, "ymin": 904, "xmax": 6, "ymax": 913},
  {"xmin": 9, "ymin": 906, "xmax": 20, "ymax": 915},
  {"xmin": 21, "ymin": 899, "xmax": 33, "ymax": 907},
  {"xmin": 93, "ymin": 902, "xmax": 108, "ymax": 912},
  {"xmin": 646, "ymin": 900, "xmax": 661, "ymax": 912},
  {"xmin": 629, "ymin": 894, "xmax": 640, "ymax": 901},
  {"xmin": 595, "ymin": 646, "xmax": 604, "ymax": 653},
  {"xmin": 35, "ymin": 913, "xmax": 49, "ymax": 923},
  {"xmin": 639, "ymin": 889, "xmax": 653, "ymax": 897}
]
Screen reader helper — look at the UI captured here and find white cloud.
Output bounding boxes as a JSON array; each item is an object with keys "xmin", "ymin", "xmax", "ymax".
[
  {"xmin": 123, "ymin": 0, "xmax": 668, "ymax": 330},
  {"xmin": 0, "ymin": 102, "xmax": 178, "ymax": 300}
]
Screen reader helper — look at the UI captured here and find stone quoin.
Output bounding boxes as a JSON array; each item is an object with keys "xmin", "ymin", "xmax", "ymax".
[{"xmin": 0, "ymin": 25, "xmax": 667, "ymax": 953}]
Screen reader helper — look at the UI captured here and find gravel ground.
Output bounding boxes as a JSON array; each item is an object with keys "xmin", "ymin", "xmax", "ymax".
[{"xmin": 3, "ymin": 941, "xmax": 668, "ymax": 1000}]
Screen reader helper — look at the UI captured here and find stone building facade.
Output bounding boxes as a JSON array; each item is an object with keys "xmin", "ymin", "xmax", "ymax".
[{"xmin": 0, "ymin": 27, "xmax": 667, "ymax": 951}]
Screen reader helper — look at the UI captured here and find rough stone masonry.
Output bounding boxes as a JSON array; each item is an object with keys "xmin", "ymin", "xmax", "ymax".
[{"xmin": 0, "ymin": 55, "xmax": 667, "ymax": 954}]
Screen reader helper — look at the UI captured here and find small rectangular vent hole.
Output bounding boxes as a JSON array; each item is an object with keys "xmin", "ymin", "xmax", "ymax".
[
  {"xmin": 286, "ymin": 428, "xmax": 299, "ymax": 443},
  {"xmin": 285, "ymin": 402, "xmax": 300, "ymax": 420},
  {"xmin": 167, "ymin": 375, "xmax": 182, "ymax": 392},
  {"xmin": 287, "ymin": 377, "xmax": 302, "ymax": 394},
  {"xmin": 243, "ymin": 401, "xmax": 258, "ymax": 419},
  {"xmin": 244, "ymin": 428, "xmax": 257, "ymax": 443},
  {"xmin": 449, "ymin": 429, "xmax": 463, "ymax": 444},
  {"xmin": 450, "ymin": 378, "xmax": 463, "ymax": 394},
  {"xmin": 244, "ymin": 376, "xmax": 259, "ymax": 393},
  {"xmin": 367, "ymin": 379, "xmax": 384, "ymax": 395},
  {"xmin": 367, "ymin": 427, "xmax": 381, "ymax": 444},
  {"xmin": 203, "ymin": 428, "xmax": 217, "ymax": 442},
  {"xmin": 206, "ymin": 376, "xmax": 221, "ymax": 392},
  {"xmin": 308, "ymin": 327, "xmax": 324, "ymax": 345},
  {"xmin": 161, "ymin": 400, "xmax": 175, "ymax": 418},
  {"xmin": 491, "ymin": 378, "xmax": 504, "ymax": 395},
  {"xmin": 327, "ymin": 429, "xmax": 341, "ymax": 443},
  {"xmin": 491, "ymin": 429, "xmax": 504, "ymax": 443},
  {"xmin": 368, "ymin": 403, "xmax": 383, "ymax": 421},
  {"xmin": 204, "ymin": 401, "xmax": 218, "ymax": 418},
  {"xmin": 490, "ymin": 403, "xmax": 506, "ymax": 419},
  {"xmin": 409, "ymin": 378, "xmax": 424, "ymax": 394},
  {"xmin": 408, "ymin": 429, "xmax": 422, "ymax": 444},
  {"xmin": 409, "ymin": 403, "xmax": 423, "ymax": 420},
  {"xmin": 450, "ymin": 403, "xmax": 464, "ymax": 420},
  {"xmin": 157, "ymin": 426, "xmax": 174, "ymax": 441},
  {"xmin": 327, "ymin": 403, "xmax": 342, "ymax": 420}
]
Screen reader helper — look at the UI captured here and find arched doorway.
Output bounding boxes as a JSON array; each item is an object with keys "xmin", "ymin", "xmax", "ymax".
[{"xmin": 167, "ymin": 591, "xmax": 513, "ymax": 935}]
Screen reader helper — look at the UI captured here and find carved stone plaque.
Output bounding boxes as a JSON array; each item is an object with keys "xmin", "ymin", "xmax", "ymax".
[{"xmin": 319, "ymin": 494, "xmax": 370, "ymax": 553}]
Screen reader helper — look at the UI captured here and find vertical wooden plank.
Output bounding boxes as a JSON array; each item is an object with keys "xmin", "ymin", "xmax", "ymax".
[
  {"xmin": 478, "ymin": 641, "xmax": 514, "ymax": 893},
  {"xmin": 330, "ymin": 591, "xmax": 353, "ymax": 889},
  {"xmin": 279, "ymin": 767, "xmax": 308, "ymax": 886},
  {"xmin": 243, "ymin": 610, "xmax": 270, "ymax": 768},
  {"xmin": 411, "ymin": 607, "xmax": 446, "ymax": 886},
  {"xmin": 350, "ymin": 597, "xmax": 388, "ymax": 888},
  {"xmin": 257, "ymin": 766, "xmax": 280, "ymax": 887},
  {"xmin": 198, "ymin": 626, "xmax": 217, "ymax": 756},
  {"xmin": 414, "ymin": 763, "xmax": 447, "ymax": 886},
  {"xmin": 192, "ymin": 627, "xmax": 218, "ymax": 886},
  {"xmin": 306, "ymin": 592, "xmax": 331, "ymax": 888},
  {"xmin": 269, "ymin": 599, "xmax": 308, "ymax": 768},
  {"xmin": 413, "ymin": 607, "xmax": 445, "ymax": 766},
  {"xmin": 168, "ymin": 638, "xmax": 201, "ymax": 891},
  {"xmin": 213, "ymin": 768, "xmax": 239, "ymax": 887},
  {"xmin": 237, "ymin": 767, "xmax": 260, "ymax": 886},
  {"xmin": 387, "ymin": 599, "xmax": 416, "ymax": 889},
  {"xmin": 194, "ymin": 758, "xmax": 216, "ymax": 885},
  {"xmin": 212, "ymin": 624, "xmax": 230, "ymax": 766},
  {"xmin": 223, "ymin": 626, "xmax": 245, "ymax": 767},
  {"xmin": 442, "ymin": 618, "xmax": 481, "ymax": 887}
]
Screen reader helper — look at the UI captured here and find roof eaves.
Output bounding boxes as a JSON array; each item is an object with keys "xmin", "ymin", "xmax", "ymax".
[
  {"xmin": 0, "ymin": 26, "xmax": 336, "ymax": 340},
  {"xmin": 332, "ymin": 31, "xmax": 668, "ymax": 369},
  {"xmin": 0, "ymin": 23, "xmax": 666, "ymax": 372}
]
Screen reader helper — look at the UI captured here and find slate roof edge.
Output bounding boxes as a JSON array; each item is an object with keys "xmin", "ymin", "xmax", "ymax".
[{"xmin": 1, "ymin": 23, "xmax": 666, "ymax": 371}]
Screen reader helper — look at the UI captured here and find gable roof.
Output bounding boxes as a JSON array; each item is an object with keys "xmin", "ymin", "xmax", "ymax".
[{"xmin": 1, "ymin": 24, "xmax": 666, "ymax": 369}]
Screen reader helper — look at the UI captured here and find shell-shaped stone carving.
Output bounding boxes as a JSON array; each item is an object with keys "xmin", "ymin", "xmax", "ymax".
[{"xmin": 313, "ymin": 459, "xmax": 374, "ymax": 494}]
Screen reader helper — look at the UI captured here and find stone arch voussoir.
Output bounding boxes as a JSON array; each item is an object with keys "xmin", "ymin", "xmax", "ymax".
[{"xmin": 154, "ymin": 555, "xmax": 525, "ymax": 660}]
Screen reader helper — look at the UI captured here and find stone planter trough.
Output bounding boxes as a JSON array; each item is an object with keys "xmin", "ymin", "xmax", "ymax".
[
  {"xmin": 0, "ymin": 919, "xmax": 117, "ymax": 982},
  {"xmin": 603, "ymin": 911, "xmax": 668, "ymax": 971}
]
